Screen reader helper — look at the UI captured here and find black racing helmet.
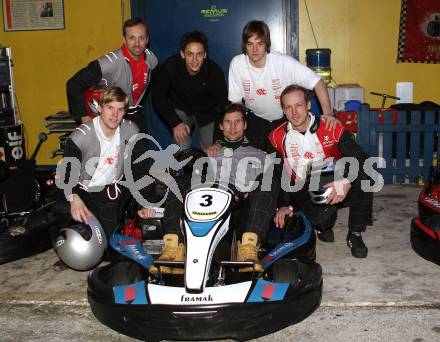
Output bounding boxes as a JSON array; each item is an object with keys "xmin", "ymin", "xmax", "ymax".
[{"xmin": 308, "ymin": 170, "xmax": 335, "ymax": 205}]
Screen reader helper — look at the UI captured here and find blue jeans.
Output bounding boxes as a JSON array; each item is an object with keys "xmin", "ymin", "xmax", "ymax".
[{"xmin": 174, "ymin": 109, "xmax": 214, "ymax": 150}]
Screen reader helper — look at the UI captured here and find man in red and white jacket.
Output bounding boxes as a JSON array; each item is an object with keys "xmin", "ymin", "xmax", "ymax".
[{"xmin": 270, "ymin": 84, "xmax": 373, "ymax": 258}]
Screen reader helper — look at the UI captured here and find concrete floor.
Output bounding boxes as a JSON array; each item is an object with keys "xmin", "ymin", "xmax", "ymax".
[{"xmin": 0, "ymin": 184, "xmax": 439, "ymax": 341}]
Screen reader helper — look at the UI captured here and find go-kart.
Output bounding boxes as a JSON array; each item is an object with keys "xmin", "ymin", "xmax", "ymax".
[
  {"xmin": 0, "ymin": 133, "xmax": 57, "ymax": 264},
  {"xmin": 87, "ymin": 181, "xmax": 322, "ymax": 341},
  {"xmin": 411, "ymin": 164, "xmax": 440, "ymax": 265}
]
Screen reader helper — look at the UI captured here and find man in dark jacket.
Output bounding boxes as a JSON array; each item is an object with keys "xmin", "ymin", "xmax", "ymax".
[
  {"xmin": 66, "ymin": 18, "xmax": 158, "ymax": 130},
  {"xmin": 152, "ymin": 31, "xmax": 228, "ymax": 150}
]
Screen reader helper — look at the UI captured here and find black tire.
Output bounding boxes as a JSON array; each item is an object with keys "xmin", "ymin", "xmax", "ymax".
[
  {"xmin": 275, "ymin": 215, "xmax": 317, "ymax": 263},
  {"xmin": 273, "ymin": 258, "xmax": 300, "ymax": 287},
  {"xmin": 104, "ymin": 261, "xmax": 146, "ymax": 287}
]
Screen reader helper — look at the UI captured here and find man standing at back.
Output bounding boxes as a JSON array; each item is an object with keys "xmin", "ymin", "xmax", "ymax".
[
  {"xmin": 67, "ymin": 17, "xmax": 158, "ymax": 130},
  {"xmin": 228, "ymin": 20, "xmax": 335, "ymax": 151},
  {"xmin": 152, "ymin": 31, "xmax": 227, "ymax": 150}
]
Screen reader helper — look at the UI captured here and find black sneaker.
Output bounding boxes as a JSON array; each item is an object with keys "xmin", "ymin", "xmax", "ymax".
[
  {"xmin": 317, "ymin": 229, "xmax": 334, "ymax": 242},
  {"xmin": 346, "ymin": 232, "xmax": 368, "ymax": 258}
]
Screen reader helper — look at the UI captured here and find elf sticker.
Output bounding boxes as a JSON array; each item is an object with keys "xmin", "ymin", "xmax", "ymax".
[{"xmin": 0, "ymin": 147, "xmax": 5, "ymax": 161}]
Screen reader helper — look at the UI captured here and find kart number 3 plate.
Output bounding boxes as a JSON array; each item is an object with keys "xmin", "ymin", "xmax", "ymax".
[{"xmin": 185, "ymin": 188, "xmax": 232, "ymax": 222}]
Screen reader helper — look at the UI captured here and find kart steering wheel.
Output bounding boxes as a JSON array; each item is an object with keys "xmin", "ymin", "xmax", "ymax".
[
  {"xmin": 173, "ymin": 148, "xmax": 208, "ymax": 177},
  {"xmin": 173, "ymin": 148, "xmax": 248, "ymax": 205}
]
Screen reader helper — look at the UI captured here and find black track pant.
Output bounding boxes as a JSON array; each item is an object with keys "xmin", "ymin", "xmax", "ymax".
[
  {"xmin": 56, "ymin": 185, "xmax": 130, "ymax": 239},
  {"xmin": 245, "ymin": 111, "xmax": 286, "ymax": 153}
]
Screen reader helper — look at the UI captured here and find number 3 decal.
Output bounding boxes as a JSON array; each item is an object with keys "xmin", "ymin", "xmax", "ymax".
[{"xmin": 200, "ymin": 194, "xmax": 213, "ymax": 207}]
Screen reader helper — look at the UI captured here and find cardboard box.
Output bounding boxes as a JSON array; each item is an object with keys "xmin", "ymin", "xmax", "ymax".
[{"xmin": 335, "ymin": 84, "xmax": 364, "ymax": 111}]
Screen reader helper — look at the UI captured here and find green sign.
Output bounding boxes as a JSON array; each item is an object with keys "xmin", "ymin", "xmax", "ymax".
[{"xmin": 201, "ymin": 5, "xmax": 229, "ymax": 20}]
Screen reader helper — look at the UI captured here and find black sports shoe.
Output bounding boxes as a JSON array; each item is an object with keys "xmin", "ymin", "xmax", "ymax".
[
  {"xmin": 346, "ymin": 232, "xmax": 368, "ymax": 258},
  {"xmin": 317, "ymin": 229, "xmax": 334, "ymax": 242}
]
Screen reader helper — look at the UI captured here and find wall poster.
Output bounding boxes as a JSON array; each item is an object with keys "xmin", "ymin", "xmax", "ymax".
[
  {"xmin": 397, "ymin": 0, "xmax": 440, "ymax": 63},
  {"xmin": 3, "ymin": 0, "xmax": 64, "ymax": 31}
]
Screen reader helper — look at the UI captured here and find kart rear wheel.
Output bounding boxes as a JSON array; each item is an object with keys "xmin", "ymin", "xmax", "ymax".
[{"xmin": 273, "ymin": 258, "xmax": 300, "ymax": 287}]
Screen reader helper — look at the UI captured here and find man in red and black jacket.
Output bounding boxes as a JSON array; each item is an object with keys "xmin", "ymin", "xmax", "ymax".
[
  {"xmin": 66, "ymin": 18, "xmax": 158, "ymax": 130},
  {"xmin": 270, "ymin": 84, "xmax": 373, "ymax": 258}
]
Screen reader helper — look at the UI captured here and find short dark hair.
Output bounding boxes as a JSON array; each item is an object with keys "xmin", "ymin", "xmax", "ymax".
[
  {"xmin": 180, "ymin": 31, "xmax": 208, "ymax": 53},
  {"xmin": 99, "ymin": 86, "xmax": 129, "ymax": 111},
  {"xmin": 221, "ymin": 103, "xmax": 247, "ymax": 122},
  {"xmin": 123, "ymin": 17, "xmax": 149, "ymax": 37},
  {"xmin": 242, "ymin": 20, "xmax": 271, "ymax": 54},
  {"xmin": 280, "ymin": 84, "xmax": 311, "ymax": 109}
]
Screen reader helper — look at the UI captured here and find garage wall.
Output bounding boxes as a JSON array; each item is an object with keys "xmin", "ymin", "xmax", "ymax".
[
  {"xmin": 298, "ymin": 0, "xmax": 440, "ymax": 107},
  {"xmin": 0, "ymin": 0, "xmax": 439, "ymax": 164},
  {"xmin": 0, "ymin": 0, "xmax": 130, "ymax": 164}
]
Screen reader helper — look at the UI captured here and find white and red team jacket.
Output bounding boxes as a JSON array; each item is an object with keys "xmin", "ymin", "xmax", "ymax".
[{"xmin": 269, "ymin": 113, "xmax": 346, "ymax": 180}]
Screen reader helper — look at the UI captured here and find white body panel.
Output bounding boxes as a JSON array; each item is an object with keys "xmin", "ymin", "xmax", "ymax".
[
  {"xmin": 148, "ymin": 281, "xmax": 252, "ymax": 305},
  {"xmin": 183, "ymin": 188, "xmax": 233, "ymax": 292},
  {"xmin": 184, "ymin": 217, "xmax": 231, "ymax": 292}
]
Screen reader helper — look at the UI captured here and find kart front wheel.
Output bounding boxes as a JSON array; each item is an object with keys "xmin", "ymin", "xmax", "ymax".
[
  {"xmin": 273, "ymin": 258, "xmax": 300, "ymax": 287},
  {"xmin": 103, "ymin": 261, "xmax": 146, "ymax": 287}
]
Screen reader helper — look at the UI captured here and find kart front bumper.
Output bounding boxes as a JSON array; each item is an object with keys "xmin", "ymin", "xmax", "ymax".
[{"xmin": 87, "ymin": 263, "xmax": 322, "ymax": 341}]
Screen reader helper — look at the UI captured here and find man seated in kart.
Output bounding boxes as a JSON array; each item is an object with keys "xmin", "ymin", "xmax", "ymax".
[
  {"xmin": 271, "ymin": 84, "xmax": 373, "ymax": 258},
  {"xmin": 56, "ymin": 87, "xmax": 155, "ymax": 241},
  {"xmin": 149, "ymin": 103, "xmax": 278, "ymax": 274}
]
